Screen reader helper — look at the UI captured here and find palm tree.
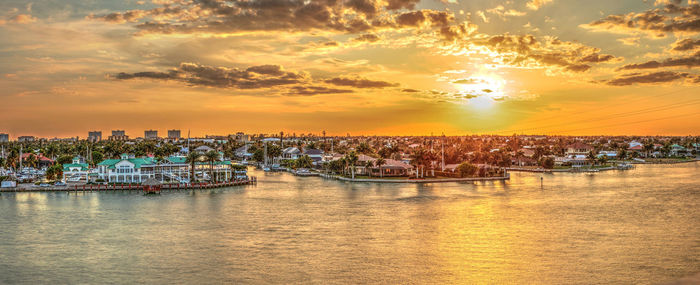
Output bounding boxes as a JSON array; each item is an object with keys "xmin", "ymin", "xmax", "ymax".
[
  {"xmin": 205, "ymin": 150, "xmax": 219, "ymax": 183},
  {"xmin": 375, "ymin": 157, "xmax": 386, "ymax": 178},
  {"xmin": 345, "ymin": 151, "xmax": 358, "ymax": 179},
  {"xmin": 587, "ymin": 151, "xmax": 597, "ymax": 166},
  {"xmin": 365, "ymin": 160, "xmax": 374, "ymax": 177},
  {"xmin": 186, "ymin": 152, "xmax": 200, "ymax": 183}
]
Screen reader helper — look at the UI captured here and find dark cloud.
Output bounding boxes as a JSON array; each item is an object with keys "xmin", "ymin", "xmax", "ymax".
[
  {"xmin": 401, "ymin": 88, "xmax": 420, "ymax": 92},
  {"xmin": 113, "ymin": 63, "xmax": 391, "ymax": 95},
  {"xmin": 353, "ymin": 33, "xmax": 380, "ymax": 42},
  {"xmin": 396, "ymin": 10, "xmax": 453, "ymax": 27},
  {"xmin": 618, "ymin": 51, "xmax": 700, "ymax": 70},
  {"xmin": 580, "ymin": 53, "xmax": 616, "ymax": 63},
  {"xmin": 605, "ymin": 71, "xmax": 697, "ymax": 86},
  {"xmin": 114, "ymin": 62, "xmax": 308, "ymax": 89},
  {"xmin": 288, "ymin": 86, "xmax": 354, "ymax": 95},
  {"xmin": 672, "ymin": 38, "xmax": 700, "ymax": 51},
  {"xmin": 452, "ymin": 78, "xmax": 481, "ymax": 84},
  {"xmin": 584, "ymin": 3, "xmax": 700, "ymax": 37},
  {"xmin": 325, "ymin": 76, "xmax": 399, "ymax": 88},
  {"xmin": 91, "ymin": 0, "xmax": 450, "ymax": 36},
  {"xmin": 469, "ymin": 35, "xmax": 619, "ymax": 72},
  {"xmin": 386, "ymin": 0, "xmax": 421, "ymax": 10}
]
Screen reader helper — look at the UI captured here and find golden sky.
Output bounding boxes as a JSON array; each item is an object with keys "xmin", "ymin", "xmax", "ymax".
[{"xmin": 0, "ymin": 0, "xmax": 699, "ymax": 138}]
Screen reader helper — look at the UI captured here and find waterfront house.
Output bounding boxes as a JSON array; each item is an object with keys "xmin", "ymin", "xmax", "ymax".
[
  {"xmin": 234, "ymin": 145, "xmax": 253, "ymax": 159},
  {"xmin": 282, "ymin": 147, "xmax": 301, "ymax": 160},
  {"xmin": 97, "ymin": 154, "xmax": 155, "ymax": 183},
  {"xmin": 62, "ymin": 157, "xmax": 90, "ymax": 182},
  {"xmin": 194, "ymin": 145, "xmax": 215, "ymax": 154},
  {"xmin": 566, "ymin": 142, "xmax": 593, "ymax": 156},
  {"xmin": 597, "ymin": 151, "xmax": 617, "ymax": 159},
  {"xmin": 303, "ymin": 149, "xmax": 324, "ymax": 165},
  {"xmin": 670, "ymin": 144, "xmax": 687, "ymax": 157},
  {"xmin": 21, "ymin": 153, "xmax": 55, "ymax": 169}
]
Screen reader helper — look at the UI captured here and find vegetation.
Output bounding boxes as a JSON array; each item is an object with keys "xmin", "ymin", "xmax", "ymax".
[{"xmin": 455, "ymin": 162, "xmax": 478, "ymax": 177}]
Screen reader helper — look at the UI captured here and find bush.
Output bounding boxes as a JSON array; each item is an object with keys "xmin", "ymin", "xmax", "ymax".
[
  {"xmin": 455, "ymin": 162, "xmax": 478, "ymax": 178},
  {"xmin": 539, "ymin": 157, "xmax": 555, "ymax": 169}
]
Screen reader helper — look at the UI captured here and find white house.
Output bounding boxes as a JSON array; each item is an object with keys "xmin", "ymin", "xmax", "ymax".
[{"xmin": 96, "ymin": 154, "xmax": 156, "ymax": 183}]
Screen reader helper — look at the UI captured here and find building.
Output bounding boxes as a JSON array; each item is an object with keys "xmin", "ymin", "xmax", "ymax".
[
  {"xmin": 109, "ymin": 130, "xmax": 129, "ymax": 141},
  {"xmin": 282, "ymin": 147, "xmax": 301, "ymax": 160},
  {"xmin": 168, "ymin": 129, "xmax": 181, "ymax": 140},
  {"xmin": 0, "ymin": 133, "xmax": 8, "ymax": 142},
  {"xmin": 566, "ymin": 142, "xmax": 593, "ymax": 156},
  {"xmin": 18, "ymin": 136, "xmax": 36, "ymax": 142},
  {"xmin": 88, "ymin": 131, "xmax": 102, "ymax": 142},
  {"xmin": 303, "ymin": 148, "xmax": 324, "ymax": 165},
  {"xmin": 194, "ymin": 145, "xmax": 215, "ymax": 154},
  {"xmin": 144, "ymin": 130, "xmax": 158, "ymax": 140},
  {"xmin": 63, "ymin": 157, "xmax": 90, "ymax": 182},
  {"xmin": 20, "ymin": 153, "xmax": 55, "ymax": 169},
  {"xmin": 96, "ymin": 153, "xmax": 156, "ymax": 183}
]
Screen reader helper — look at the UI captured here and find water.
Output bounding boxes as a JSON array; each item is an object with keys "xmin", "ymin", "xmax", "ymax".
[{"xmin": 1, "ymin": 163, "xmax": 699, "ymax": 284}]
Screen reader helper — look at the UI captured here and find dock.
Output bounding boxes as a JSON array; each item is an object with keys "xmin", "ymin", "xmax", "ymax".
[{"xmin": 0, "ymin": 176, "xmax": 257, "ymax": 193}]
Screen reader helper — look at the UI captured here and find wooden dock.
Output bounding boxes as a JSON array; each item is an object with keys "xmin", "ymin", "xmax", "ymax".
[{"xmin": 0, "ymin": 176, "xmax": 257, "ymax": 193}]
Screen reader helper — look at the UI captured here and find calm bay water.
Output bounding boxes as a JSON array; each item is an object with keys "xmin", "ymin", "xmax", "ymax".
[{"xmin": 1, "ymin": 163, "xmax": 699, "ymax": 284}]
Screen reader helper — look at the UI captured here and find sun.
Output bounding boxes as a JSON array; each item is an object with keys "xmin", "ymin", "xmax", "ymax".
[{"xmin": 453, "ymin": 73, "xmax": 508, "ymax": 110}]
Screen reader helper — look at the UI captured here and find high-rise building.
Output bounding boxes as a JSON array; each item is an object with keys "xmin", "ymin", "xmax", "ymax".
[
  {"xmin": 0, "ymin": 133, "xmax": 8, "ymax": 142},
  {"xmin": 88, "ymin": 131, "xmax": 102, "ymax": 142},
  {"xmin": 109, "ymin": 130, "xmax": 129, "ymax": 141},
  {"xmin": 144, "ymin": 130, "xmax": 158, "ymax": 140},
  {"xmin": 168, "ymin": 129, "xmax": 181, "ymax": 140},
  {"xmin": 18, "ymin": 136, "xmax": 36, "ymax": 142}
]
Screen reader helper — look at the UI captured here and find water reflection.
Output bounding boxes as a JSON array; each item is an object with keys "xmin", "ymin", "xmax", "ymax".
[{"xmin": 0, "ymin": 163, "xmax": 698, "ymax": 284}]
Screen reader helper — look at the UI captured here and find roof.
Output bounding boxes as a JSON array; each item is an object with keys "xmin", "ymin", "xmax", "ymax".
[
  {"xmin": 195, "ymin": 161, "xmax": 232, "ymax": 165},
  {"xmin": 566, "ymin": 142, "xmax": 593, "ymax": 150},
  {"xmin": 21, "ymin": 153, "xmax": 54, "ymax": 162},
  {"xmin": 167, "ymin": 156, "xmax": 187, "ymax": 164},
  {"xmin": 194, "ymin": 145, "xmax": 214, "ymax": 152},
  {"xmin": 303, "ymin": 149, "xmax": 323, "ymax": 155},
  {"xmin": 142, "ymin": 177, "xmax": 161, "ymax": 186},
  {"xmin": 63, "ymin": 163, "xmax": 89, "ymax": 171},
  {"xmin": 97, "ymin": 157, "xmax": 155, "ymax": 169},
  {"xmin": 282, "ymin": 147, "xmax": 300, "ymax": 154}
]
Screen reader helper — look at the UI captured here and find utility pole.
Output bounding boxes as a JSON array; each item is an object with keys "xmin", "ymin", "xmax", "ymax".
[{"xmin": 441, "ymin": 139, "xmax": 445, "ymax": 171}]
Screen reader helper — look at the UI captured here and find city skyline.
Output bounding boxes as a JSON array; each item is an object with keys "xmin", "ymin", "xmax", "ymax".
[{"xmin": 1, "ymin": 0, "xmax": 699, "ymax": 137}]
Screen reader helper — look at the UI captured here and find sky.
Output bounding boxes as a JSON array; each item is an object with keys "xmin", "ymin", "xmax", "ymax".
[{"xmin": 0, "ymin": 0, "xmax": 699, "ymax": 138}]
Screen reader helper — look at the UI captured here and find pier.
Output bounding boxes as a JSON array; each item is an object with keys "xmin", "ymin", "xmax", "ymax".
[{"xmin": 0, "ymin": 176, "xmax": 257, "ymax": 193}]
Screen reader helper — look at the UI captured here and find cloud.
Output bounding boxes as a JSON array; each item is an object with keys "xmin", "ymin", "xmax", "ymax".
[
  {"xmin": 0, "ymin": 14, "xmax": 37, "ymax": 25},
  {"xmin": 287, "ymin": 86, "xmax": 354, "ymax": 95},
  {"xmin": 353, "ymin": 33, "xmax": 381, "ymax": 42},
  {"xmin": 452, "ymin": 78, "xmax": 483, "ymax": 84},
  {"xmin": 581, "ymin": 3, "xmax": 700, "ymax": 38},
  {"xmin": 464, "ymin": 34, "xmax": 618, "ymax": 72},
  {"xmin": 604, "ymin": 71, "xmax": 698, "ymax": 86},
  {"xmin": 114, "ymin": 62, "xmax": 310, "ymax": 89},
  {"xmin": 672, "ymin": 38, "xmax": 700, "ymax": 51},
  {"xmin": 324, "ymin": 76, "xmax": 399, "ymax": 88},
  {"xmin": 486, "ymin": 5, "xmax": 526, "ymax": 19},
  {"xmin": 618, "ymin": 51, "xmax": 700, "ymax": 70},
  {"xmin": 526, "ymin": 0, "xmax": 554, "ymax": 10},
  {"xmin": 114, "ymin": 63, "xmax": 395, "ymax": 95},
  {"xmin": 88, "ymin": 0, "xmax": 459, "ymax": 37}
]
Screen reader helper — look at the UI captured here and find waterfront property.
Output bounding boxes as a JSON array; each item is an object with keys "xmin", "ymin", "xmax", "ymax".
[
  {"xmin": 96, "ymin": 154, "xmax": 156, "ymax": 183},
  {"xmin": 62, "ymin": 157, "xmax": 90, "ymax": 182}
]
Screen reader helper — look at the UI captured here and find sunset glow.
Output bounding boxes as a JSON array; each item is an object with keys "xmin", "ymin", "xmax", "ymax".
[{"xmin": 1, "ymin": 0, "xmax": 699, "ymax": 137}]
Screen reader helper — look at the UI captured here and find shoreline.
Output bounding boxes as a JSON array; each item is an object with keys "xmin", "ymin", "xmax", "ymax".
[
  {"xmin": 508, "ymin": 159, "xmax": 699, "ymax": 173},
  {"xmin": 320, "ymin": 173, "xmax": 510, "ymax": 183},
  {"xmin": 0, "ymin": 179, "xmax": 256, "ymax": 193}
]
